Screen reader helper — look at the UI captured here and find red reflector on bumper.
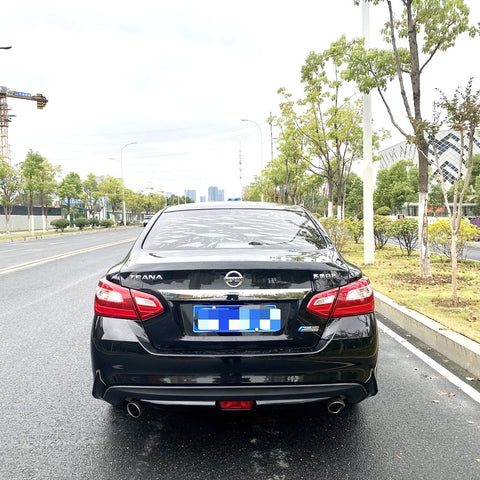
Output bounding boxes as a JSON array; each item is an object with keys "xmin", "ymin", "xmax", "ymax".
[{"xmin": 218, "ymin": 400, "xmax": 255, "ymax": 411}]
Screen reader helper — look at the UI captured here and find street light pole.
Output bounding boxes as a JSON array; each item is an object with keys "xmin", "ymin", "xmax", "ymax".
[
  {"xmin": 241, "ymin": 118, "xmax": 264, "ymax": 202},
  {"xmin": 362, "ymin": 0, "xmax": 375, "ymax": 265},
  {"xmin": 120, "ymin": 141, "xmax": 137, "ymax": 226}
]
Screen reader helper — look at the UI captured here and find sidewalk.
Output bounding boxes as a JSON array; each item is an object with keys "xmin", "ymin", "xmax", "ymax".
[{"xmin": 375, "ymin": 290, "xmax": 480, "ymax": 378}]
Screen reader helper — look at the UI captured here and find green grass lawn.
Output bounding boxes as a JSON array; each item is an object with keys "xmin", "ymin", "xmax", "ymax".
[{"xmin": 342, "ymin": 241, "xmax": 480, "ymax": 344}]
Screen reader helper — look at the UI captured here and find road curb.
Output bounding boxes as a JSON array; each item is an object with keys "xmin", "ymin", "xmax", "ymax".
[{"xmin": 375, "ymin": 290, "xmax": 480, "ymax": 379}]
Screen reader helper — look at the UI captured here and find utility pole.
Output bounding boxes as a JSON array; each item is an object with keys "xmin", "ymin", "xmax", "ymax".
[{"xmin": 363, "ymin": 0, "xmax": 375, "ymax": 264}]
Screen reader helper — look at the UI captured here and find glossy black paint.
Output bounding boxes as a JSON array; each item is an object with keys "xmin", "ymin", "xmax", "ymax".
[{"xmin": 91, "ymin": 203, "xmax": 378, "ymax": 411}]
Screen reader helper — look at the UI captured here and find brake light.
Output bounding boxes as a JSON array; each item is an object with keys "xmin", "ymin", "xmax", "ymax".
[
  {"xmin": 306, "ymin": 276, "xmax": 374, "ymax": 318},
  {"xmin": 94, "ymin": 277, "xmax": 164, "ymax": 320}
]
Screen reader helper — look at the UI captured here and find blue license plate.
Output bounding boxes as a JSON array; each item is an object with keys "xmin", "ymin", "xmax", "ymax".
[{"xmin": 193, "ymin": 305, "xmax": 281, "ymax": 332}]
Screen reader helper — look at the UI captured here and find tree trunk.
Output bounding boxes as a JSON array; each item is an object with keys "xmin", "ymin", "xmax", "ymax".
[
  {"xmin": 451, "ymin": 231, "xmax": 459, "ymax": 305},
  {"xmin": 327, "ymin": 178, "xmax": 334, "ymax": 217},
  {"xmin": 418, "ymin": 190, "xmax": 431, "ymax": 277},
  {"xmin": 4, "ymin": 211, "xmax": 11, "ymax": 234},
  {"xmin": 28, "ymin": 195, "xmax": 35, "ymax": 235}
]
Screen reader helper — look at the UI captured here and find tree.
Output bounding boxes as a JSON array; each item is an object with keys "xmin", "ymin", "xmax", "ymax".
[
  {"xmin": 269, "ymin": 93, "xmax": 310, "ymax": 205},
  {"xmin": 21, "ymin": 150, "xmax": 45, "ymax": 234},
  {"xmin": 344, "ymin": 173, "xmax": 364, "ymax": 218},
  {"xmin": 98, "ymin": 175, "xmax": 124, "ymax": 222},
  {"xmin": 57, "ymin": 172, "xmax": 83, "ymax": 225},
  {"xmin": 374, "ymin": 159, "xmax": 417, "ymax": 212},
  {"xmin": 428, "ymin": 183, "xmax": 445, "ymax": 213},
  {"xmin": 36, "ymin": 157, "xmax": 60, "ymax": 232},
  {"xmin": 0, "ymin": 160, "xmax": 21, "ymax": 234},
  {"xmin": 428, "ymin": 79, "xmax": 480, "ymax": 304},
  {"xmin": 143, "ymin": 192, "xmax": 165, "ymax": 213},
  {"xmin": 125, "ymin": 189, "xmax": 144, "ymax": 223},
  {"xmin": 166, "ymin": 194, "xmax": 194, "ymax": 206},
  {"xmin": 300, "ymin": 39, "xmax": 365, "ymax": 218},
  {"xmin": 469, "ymin": 153, "xmax": 480, "ymax": 188},
  {"xmin": 83, "ymin": 173, "xmax": 101, "ymax": 218},
  {"xmin": 349, "ymin": 0, "xmax": 478, "ymax": 277},
  {"xmin": 475, "ymin": 175, "xmax": 480, "ymax": 215}
]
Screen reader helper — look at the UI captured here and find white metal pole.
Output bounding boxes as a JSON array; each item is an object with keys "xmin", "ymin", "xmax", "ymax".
[
  {"xmin": 241, "ymin": 119, "xmax": 264, "ymax": 202},
  {"xmin": 363, "ymin": 0, "xmax": 375, "ymax": 264},
  {"xmin": 120, "ymin": 142, "xmax": 136, "ymax": 227}
]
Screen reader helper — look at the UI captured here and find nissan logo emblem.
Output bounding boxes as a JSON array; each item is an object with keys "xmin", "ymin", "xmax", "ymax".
[{"xmin": 224, "ymin": 271, "xmax": 244, "ymax": 288}]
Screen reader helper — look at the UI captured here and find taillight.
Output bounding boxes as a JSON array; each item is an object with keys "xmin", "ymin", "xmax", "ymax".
[
  {"xmin": 306, "ymin": 276, "xmax": 374, "ymax": 318},
  {"xmin": 94, "ymin": 277, "xmax": 164, "ymax": 320}
]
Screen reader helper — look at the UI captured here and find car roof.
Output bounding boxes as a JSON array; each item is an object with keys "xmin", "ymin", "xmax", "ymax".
[{"xmin": 163, "ymin": 201, "xmax": 306, "ymax": 213}]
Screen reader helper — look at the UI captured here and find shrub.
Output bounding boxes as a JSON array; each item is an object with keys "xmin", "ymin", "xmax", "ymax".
[
  {"xmin": 373, "ymin": 215, "xmax": 393, "ymax": 249},
  {"xmin": 428, "ymin": 219, "xmax": 479, "ymax": 259},
  {"xmin": 376, "ymin": 206, "xmax": 392, "ymax": 216},
  {"xmin": 88, "ymin": 217, "xmax": 100, "ymax": 228},
  {"xmin": 344, "ymin": 218, "xmax": 363, "ymax": 244},
  {"xmin": 50, "ymin": 218, "xmax": 70, "ymax": 232},
  {"xmin": 320, "ymin": 217, "xmax": 350, "ymax": 253},
  {"xmin": 74, "ymin": 217, "xmax": 88, "ymax": 230},
  {"xmin": 100, "ymin": 219, "xmax": 115, "ymax": 228},
  {"xmin": 389, "ymin": 217, "xmax": 418, "ymax": 256}
]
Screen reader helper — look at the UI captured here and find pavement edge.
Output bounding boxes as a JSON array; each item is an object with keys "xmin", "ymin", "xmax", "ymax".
[{"xmin": 375, "ymin": 290, "xmax": 480, "ymax": 379}]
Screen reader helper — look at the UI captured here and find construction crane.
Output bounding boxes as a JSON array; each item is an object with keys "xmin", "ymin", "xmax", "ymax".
[{"xmin": 0, "ymin": 86, "xmax": 48, "ymax": 163}]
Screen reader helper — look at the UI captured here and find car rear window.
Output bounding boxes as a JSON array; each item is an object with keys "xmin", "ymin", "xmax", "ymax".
[{"xmin": 142, "ymin": 208, "xmax": 328, "ymax": 251}]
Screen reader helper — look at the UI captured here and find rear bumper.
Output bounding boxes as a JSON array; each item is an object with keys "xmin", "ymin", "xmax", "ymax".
[
  {"xmin": 91, "ymin": 313, "xmax": 379, "ymax": 408},
  {"xmin": 94, "ymin": 372, "xmax": 378, "ymax": 407}
]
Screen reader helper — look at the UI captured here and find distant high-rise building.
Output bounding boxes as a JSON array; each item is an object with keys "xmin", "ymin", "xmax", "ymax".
[
  {"xmin": 200, "ymin": 196, "xmax": 206, "ymax": 203},
  {"xmin": 184, "ymin": 189, "xmax": 197, "ymax": 202},
  {"xmin": 208, "ymin": 186, "xmax": 219, "ymax": 202},
  {"xmin": 208, "ymin": 186, "xmax": 225, "ymax": 202}
]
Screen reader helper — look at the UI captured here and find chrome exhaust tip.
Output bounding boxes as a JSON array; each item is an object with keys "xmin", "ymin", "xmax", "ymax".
[
  {"xmin": 126, "ymin": 400, "xmax": 144, "ymax": 418},
  {"xmin": 326, "ymin": 398, "xmax": 346, "ymax": 414}
]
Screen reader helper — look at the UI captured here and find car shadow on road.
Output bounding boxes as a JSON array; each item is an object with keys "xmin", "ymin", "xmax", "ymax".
[{"xmin": 95, "ymin": 403, "xmax": 373, "ymax": 479}]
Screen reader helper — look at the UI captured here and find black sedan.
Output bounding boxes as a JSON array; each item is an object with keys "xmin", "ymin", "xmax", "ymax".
[{"xmin": 91, "ymin": 202, "xmax": 378, "ymax": 417}]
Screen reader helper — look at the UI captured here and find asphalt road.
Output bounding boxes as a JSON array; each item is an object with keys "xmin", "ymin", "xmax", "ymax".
[{"xmin": 1, "ymin": 229, "xmax": 479, "ymax": 480}]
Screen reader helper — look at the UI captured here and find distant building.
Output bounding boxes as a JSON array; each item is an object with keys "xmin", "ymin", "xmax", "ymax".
[
  {"xmin": 379, "ymin": 129, "xmax": 480, "ymax": 187},
  {"xmin": 200, "ymin": 196, "xmax": 206, "ymax": 203},
  {"xmin": 184, "ymin": 189, "xmax": 197, "ymax": 202},
  {"xmin": 208, "ymin": 186, "xmax": 225, "ymax": 202}
]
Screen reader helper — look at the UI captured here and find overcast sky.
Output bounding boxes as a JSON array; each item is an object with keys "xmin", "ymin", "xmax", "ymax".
[{"xmin": 2, "ymin": 0, "xmax": 479, "ymax": 199}]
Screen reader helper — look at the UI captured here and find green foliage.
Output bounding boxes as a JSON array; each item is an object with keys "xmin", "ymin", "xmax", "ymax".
[
  {"xmin": 0, "ymin": 160, "xmax": 21, "ymax": 233},
  {"xmin": 50, "ymin": 218, "xmax": 70, "ymax": 232},
  {"xmin": 83, "ymin": 173, "xmax": 102, "ymax": 217},
  {"xmin": 389, "ymin": 217, "xmax": 418, "ymax": 256},
  {"xmin": 142, "ymin": 192, "xmax": 166, "ymax": 213},
  {"xmin": 428, "ymin": 218, "xmax": 478, "ymax": 259},
  {"xmin": 344, "ymin": 173, "xmax": 364, "ymax": 219},
  {"xmin": 57, "ymin": 172, "xmax": 83, "ymax": 215},
  {"xmin": 344, "ymin": 217, "xmax": 363, "ymax": 243},
  {"xmin": 319, "ymin": 217, "xmax": 350, "ymax": 253},
  {"xmin": 100, "ymin": 219, "xmax": 114, "ymax": 228},
  {"xmin": 429, "ymin": 183, "xmax": 445, "ymax": 210},
  {"xmin": 98, "ymin": 175, "xmax": 124, "ymax": 215},
  {"xmin": 74, "ymin": 217, "xmax": 88, "ymax": 230},
  {"xmin": 375, "ymin": 206, "xmax": 391, "ymax": 216},
  {"xmin": 166, "ymin": 194, "xmax": 194, "ymax": 206},
  {"xmin": 373, "ymin": 215, "xmax": 393, "ymax": 249},
  {"xmin": 88, "ymin": 217, "xmax": 100, "ymax": 228},
  {"xmin": 21, "ymin": 151, "xmax": 59, "ymax": 218},
  {"xmin": 374, "ymin": 160, "xmax": 417, "ymax": 211}
]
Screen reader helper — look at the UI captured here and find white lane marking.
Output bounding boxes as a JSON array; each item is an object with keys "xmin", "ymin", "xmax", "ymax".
[
  {"xmin": 0, "ymin": 237, "xmax": 136, "ymax": 275},
  {"xmin": 378, "ymin": 320, "xmax": 480, "ymax": 404}
]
